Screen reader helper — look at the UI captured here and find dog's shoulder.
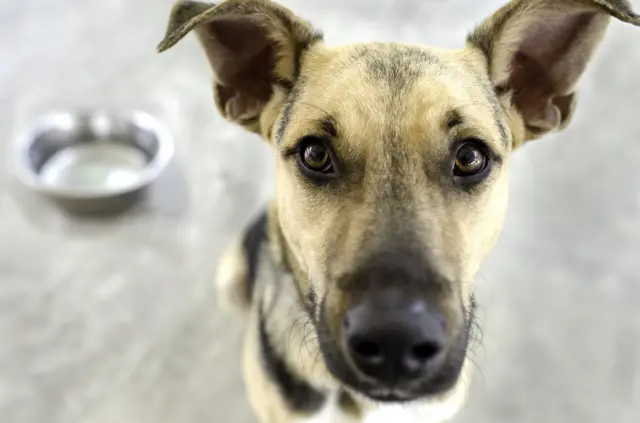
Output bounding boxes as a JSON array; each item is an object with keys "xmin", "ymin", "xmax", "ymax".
[{"xmin": 216, "ymin": 210, "xmax": 269, "ymax": 311}]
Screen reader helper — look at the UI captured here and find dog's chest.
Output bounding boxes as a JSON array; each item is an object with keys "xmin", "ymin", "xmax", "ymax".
[{"xmin": 298, "ymin": 396, "xmax": 457, "ymax": 423}]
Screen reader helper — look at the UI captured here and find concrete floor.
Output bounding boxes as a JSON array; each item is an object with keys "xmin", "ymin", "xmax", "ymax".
[{"xmin": 1, "ymin": 0, "xmax": 639, "ymax": 422}]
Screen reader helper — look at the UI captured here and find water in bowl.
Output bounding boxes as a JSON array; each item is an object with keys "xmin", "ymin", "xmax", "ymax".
[{"xmin": 39, "ymin": 143, "xmax": 149, "ymax": 194}]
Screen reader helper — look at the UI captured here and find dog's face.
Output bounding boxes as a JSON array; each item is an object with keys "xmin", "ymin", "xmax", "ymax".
[
  {"xmin": 272, "ymin": 44, "xmax": 512, "ymax": 401},
  {"xmin": 160, "ymin": 0, "xmax": 639, "ymax": 403}
]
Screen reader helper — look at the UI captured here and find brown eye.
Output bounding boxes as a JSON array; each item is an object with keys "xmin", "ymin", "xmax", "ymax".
[
  {"xmin": 454, "ymin": 143, "xmax": 487, "ymax": 177},
  {"xmin": 301, "ymin": 142, "xmax": 332, "ymax": 172}
]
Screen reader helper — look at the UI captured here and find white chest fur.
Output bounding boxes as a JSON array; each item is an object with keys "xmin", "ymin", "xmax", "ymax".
[{"xmin": 299, "ymin": 391, "xmax": 465, "ymax": 423}]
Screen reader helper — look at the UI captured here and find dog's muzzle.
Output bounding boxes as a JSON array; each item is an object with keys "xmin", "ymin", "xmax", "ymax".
[{"xmin": 317, "ymin": 251, "xmax": 471, "ymax": 402}]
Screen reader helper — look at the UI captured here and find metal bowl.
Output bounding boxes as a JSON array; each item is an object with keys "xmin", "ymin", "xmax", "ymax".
[{"xmin": 13, "ymin": 110, "xmax": 174, "ymax": 213}]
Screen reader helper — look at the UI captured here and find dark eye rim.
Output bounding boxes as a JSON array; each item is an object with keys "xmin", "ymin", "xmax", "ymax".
[
  {"xmin": 294, "ymin": 136, "xmax": 339, "ymax": 181},
  {"xmin": 451, "ymin": 138, "xmax": 495, "ymax": 185}
]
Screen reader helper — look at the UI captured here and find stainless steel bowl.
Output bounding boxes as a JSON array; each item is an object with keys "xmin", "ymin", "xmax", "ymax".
[{"xmin": 13, "ymin": 110, "xmax": 174, "ymax": 213}]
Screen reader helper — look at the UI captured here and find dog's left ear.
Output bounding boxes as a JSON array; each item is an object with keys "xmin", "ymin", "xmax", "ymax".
[
  {"xmin": 468, "ymin": 0, "xmax": 639, "ymax": 142},
  {"xmin": 157, "ymin": 0, "xmax": 322, "ymax": 137}
]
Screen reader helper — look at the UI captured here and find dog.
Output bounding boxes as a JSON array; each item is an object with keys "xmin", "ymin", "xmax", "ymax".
[{"xmin": 157, "ymin": 0, "xmax": 639, "ymax": 421}]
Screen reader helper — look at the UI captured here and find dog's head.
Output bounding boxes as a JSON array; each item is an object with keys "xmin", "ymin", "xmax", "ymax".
[{"xmin": 159, "ymin": 0, "xmax": 639, "ymax": 403}]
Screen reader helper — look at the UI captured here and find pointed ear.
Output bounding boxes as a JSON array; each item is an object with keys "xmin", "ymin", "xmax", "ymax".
[
  {"xmin": 468, "ymin": 0, "xmax": 639, "ymax": 142},
  {"xmin": 157, "ymin": 0, "xmax": 322, "ymax": 137}
]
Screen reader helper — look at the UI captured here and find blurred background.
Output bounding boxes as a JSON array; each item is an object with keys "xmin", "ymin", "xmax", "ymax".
[{"xmin": 1, "ymin": 0, "xmax": 639, "ymax": 422}]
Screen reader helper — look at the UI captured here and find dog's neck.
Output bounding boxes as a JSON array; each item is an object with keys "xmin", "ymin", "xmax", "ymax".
[{"xmin": 265, "ymin": 202, "xmax": 312, "ymax": 306}]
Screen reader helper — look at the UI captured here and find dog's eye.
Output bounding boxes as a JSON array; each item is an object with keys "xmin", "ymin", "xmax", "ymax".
[
  {"xmin": 454, "ymin": 142, "xmax": 487, "ymax": 177},
  {"xmin": 299, "ymin": 141, "xmax": 334, "ymax": 173}
]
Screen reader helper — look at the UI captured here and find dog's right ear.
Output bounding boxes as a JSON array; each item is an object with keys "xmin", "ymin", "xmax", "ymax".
[{"xmin": 158, "ymin": 0, "xmax": 322, "ymax": 138}]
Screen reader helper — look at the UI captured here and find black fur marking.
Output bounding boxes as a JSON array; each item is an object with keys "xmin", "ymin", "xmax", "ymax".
[
  {"xmin": 276, "ymin": 83, "xmax": 302, "ymax": 144},
  {"xmin": 242, "ymin": 211, "xmax": 268, "ymax": 303},
  {"xmin": 307, "ymin": 286, "xmax": 317, "ymax": 306},
  {"xmin": 258, "ymin": 307, "xmax": 327, "ymax": 414},
  {"xmin": 275, "ymin": 76, "xmax": 295, "ymax": 92},
  {"xmin": 467, "ymin": 72, "xmax": 510, "ymax": 150},
  {"xmin": 275, "ymin": 30, "xmax": 322, "ymax": 144},
  {"xmin": 350, "ymin": 45, "xmax": 438, "ymax": 93},
  {"xmin": 320, "ymin": 116, "xmax": 338, "ymax": 138},
  {"xmin": 446, "ymin": 109, "xmax": 464, "ymax": 129},
  {"xmin": 303, "ymin": 285, "xmax": 319, "ymax": 322},
  {"xmin": 485, "ymin": 84, "xmax": 510, "ymax": 149}
]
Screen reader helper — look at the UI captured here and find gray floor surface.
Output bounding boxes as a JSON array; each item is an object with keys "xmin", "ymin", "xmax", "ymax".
[{"xmin": 1, "ymin": 0, "xmax": 639, "ymax": 422}]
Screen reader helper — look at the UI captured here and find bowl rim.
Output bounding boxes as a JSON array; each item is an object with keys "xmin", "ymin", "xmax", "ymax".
[{"xmin": 12, "ymin": 109, "xmax": 175, "ymax": 199}]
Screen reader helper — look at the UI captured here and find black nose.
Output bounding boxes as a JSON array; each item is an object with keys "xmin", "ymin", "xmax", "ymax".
[{"xmin": 343, "ymin": 299, "xmax": 446, "ymax": 385}]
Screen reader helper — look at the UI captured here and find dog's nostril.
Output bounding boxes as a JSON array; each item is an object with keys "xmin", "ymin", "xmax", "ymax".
[
  {"xmin": 352, "ymin": 340, "xmax": 384, "ymax": 363},
  {"xmin": 411, "ymin": 341, "xmax": 442, "ymax": 362}
]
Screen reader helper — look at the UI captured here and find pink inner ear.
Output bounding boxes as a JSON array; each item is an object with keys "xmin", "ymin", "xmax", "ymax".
[{"xmin": 507, "ymin": 11, "xmax": 599, "ymax": 131}]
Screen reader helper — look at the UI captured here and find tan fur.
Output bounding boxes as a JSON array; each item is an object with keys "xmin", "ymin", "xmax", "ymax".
[
  {"xmin": 158, "ymin": 1, "xmax": 639, "ymax": 422},
  {"xmin": 216, "ymin": 236, "xmax": 251, "ymax": 312},
  {"xmin": 272, "ymin": 43, "xmax": 512, "ymax": 344}
]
